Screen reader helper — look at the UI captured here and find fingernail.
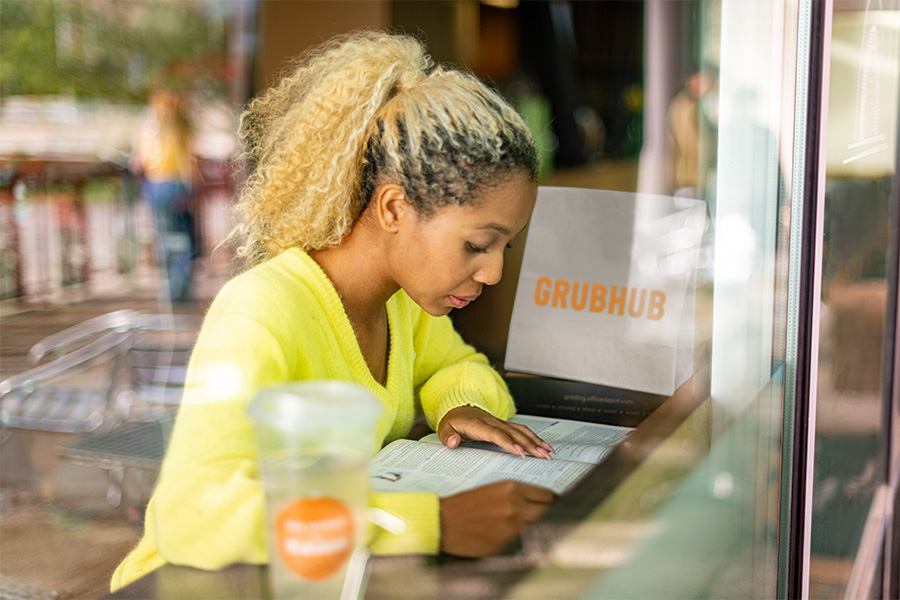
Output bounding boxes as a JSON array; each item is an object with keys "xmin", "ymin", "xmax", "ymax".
[
  {"xmin": 515, "ymin": 444, "xmax": 527, "ymax": 460},
  {"xmin": 542, "ymin": 441, "xmax": 555, "ymax": 453},
  {"xmin": 542, "ymin": 448, "xmax": 552, "ymax": 461}
]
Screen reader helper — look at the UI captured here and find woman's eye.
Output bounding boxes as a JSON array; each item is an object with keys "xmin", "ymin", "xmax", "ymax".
[{"xmin": 467, "ymin": 242, "xmax": 487, "ymax": 253}]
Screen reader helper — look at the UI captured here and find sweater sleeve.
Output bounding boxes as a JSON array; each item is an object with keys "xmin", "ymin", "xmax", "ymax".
[
  {"xmin": 138, "ymin": 303, "xmax": 290, "ymax": 567},
  {"xmin": 112, "ymin": 285, "xmax": 447, "ymax": 590},
  {"xmin": 410, "ymin": 304, "xmax": 516, "ymax": 429},
  {"xmin": 368, "ymin": 492, "xmax": 440, "ymax": 554},
  {"xmin": 111, "ymin": 304, "xmax": 285, "ymax": 589}
]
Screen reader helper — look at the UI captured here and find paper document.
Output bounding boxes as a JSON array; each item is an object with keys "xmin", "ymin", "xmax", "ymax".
[{"xmin": 370, "ymin": 415, "xmax": 632, "ymax": 497}]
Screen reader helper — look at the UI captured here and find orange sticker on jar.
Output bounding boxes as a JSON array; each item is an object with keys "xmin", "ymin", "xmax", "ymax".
[{"xmin": 275, "ymin": 496, "xmax": 355, "ymax": 581}]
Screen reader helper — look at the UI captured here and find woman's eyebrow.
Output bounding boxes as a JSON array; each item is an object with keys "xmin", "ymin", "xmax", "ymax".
[{"xmin": 477, "ymin": 223, "xmax": 511, "ymax": 235}]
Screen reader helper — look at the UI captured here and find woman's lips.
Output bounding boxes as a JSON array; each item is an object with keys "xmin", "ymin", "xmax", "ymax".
[{"xmin": 448, "ymin": 294, "xmax": 478, "ymax": 309}]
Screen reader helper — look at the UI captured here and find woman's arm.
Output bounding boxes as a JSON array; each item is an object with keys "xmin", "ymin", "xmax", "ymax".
[
  {"xmin": 410, "ymin": 300, "xmax": 552, "ymax": 458},
  {"xmin": 148, "ymin": 306, "xmax": 292, "ymax": 569},
  {"xmin": 411, "ymin": 305, "xmax": 515, "ymax": 420}
]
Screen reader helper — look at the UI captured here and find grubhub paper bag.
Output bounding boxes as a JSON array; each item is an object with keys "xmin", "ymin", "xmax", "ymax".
[{"xmin": 505, "ymin": 187, "xmax": 707, "ymax": 395}]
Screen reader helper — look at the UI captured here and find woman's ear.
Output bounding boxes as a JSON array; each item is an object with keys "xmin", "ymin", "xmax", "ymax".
[{"xmin": 373, "ymin": 183, "xmax": 411, "ymax": 233}]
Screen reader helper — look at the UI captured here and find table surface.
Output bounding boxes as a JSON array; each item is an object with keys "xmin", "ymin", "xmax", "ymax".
[{"xmin": 105, "ymin": 368, "xmax": 710, "ymax": 600}]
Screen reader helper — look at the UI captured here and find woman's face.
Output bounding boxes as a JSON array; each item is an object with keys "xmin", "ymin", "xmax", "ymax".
[{"xmin": 390, "ymin": 172, "xmax": 537, "ymax": 317}]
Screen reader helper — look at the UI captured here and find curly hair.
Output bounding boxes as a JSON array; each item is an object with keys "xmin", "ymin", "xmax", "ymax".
[{"xmin": 231, "ymin": 30, "xmax": 539, "ymax": 264}]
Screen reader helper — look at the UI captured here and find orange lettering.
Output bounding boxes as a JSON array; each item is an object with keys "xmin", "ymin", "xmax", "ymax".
[
  {"xmin": 589, "ymin": 284, "xmax": 607, "ymax": 313},
  {"xmin": 647, "ymin": 290, "xmax": 665, "ymax": 320},
  {"xmin": 627, "ymin": 288, "xmax": 647, "ymax": 318},
  {"xmin": 571, "ymin": 281, "xmax": 589, "ymax": 311},
  {"xmin": 534, "ymin": 279, "xmax": 665, "ymax": 321},
  {"xmin": 552, "ymin": 278, "xmax": 570, "ymax": 308},
  {"xmin": 608, "ymin": 285, "xmax": 626, "ymax": 316},
  {"xmin": 534, "ymin": 276, "xmax": 551, "ymax": 306}
]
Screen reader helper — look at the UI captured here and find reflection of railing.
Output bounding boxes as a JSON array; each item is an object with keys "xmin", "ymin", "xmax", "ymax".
[
  {"xmin": 0, "ymin": 157, "xmax": 235, "ymax": 302},
  {"xmin": 1, "ymin": 97, "xmax": 239, "ymax": 302},
  {"xmin": 0, "ymin": 159, "xmax": 137, "ymax": 301}
]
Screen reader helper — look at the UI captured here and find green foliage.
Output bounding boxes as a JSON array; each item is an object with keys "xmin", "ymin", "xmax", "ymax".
[
  {"xmin": 0, "ymin": 0, "xmax": 225, "ymax": 101},
  {"xmin": 1, "ymin": 1, "xmax": 59, "ymax": 95},
  {"xmin": 83, "ymin": 176, "xmax": 122, "ymax": 204}
]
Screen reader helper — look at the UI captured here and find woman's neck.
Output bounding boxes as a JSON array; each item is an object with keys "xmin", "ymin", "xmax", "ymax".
[
  {"xmin": 311, "ymin": 221, "xmax": 395, "ymax": 385},
  {"xmin": 310, "ymin": 222, "xmax": 398, "ymax": 326}
]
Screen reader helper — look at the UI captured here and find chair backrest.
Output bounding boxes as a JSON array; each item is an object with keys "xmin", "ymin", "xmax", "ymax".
[
  {"xmin": 0, "ymin": 314, "xmax": 138, "ymax": 434},
  {"xmin": 25, "ymin": 309, "xmax": 142, "ymax": 365},
  {"xmin": 0, "ymin": 310, "xmax": 202, "ymax": 433},
  {"xmin": 119, "ymin": 313, "xmax": 202, "ymax": 422}
]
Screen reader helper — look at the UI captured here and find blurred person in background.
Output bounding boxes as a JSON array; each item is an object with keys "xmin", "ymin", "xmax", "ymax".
[
  {"xmin": 667, "ymin": 71, "xmax": 710, "ymax": 199},
  {"xmin": 130, "ymin": 86, "xmax": 197, "ymax": 304}
]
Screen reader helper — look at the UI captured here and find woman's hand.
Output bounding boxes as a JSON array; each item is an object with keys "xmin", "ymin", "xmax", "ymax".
[
  {"xmin": 439, "ymin": 481, "xmax": 555, "ymax": 557},
  {"xmin": 437, "ymin": 405, "xmax": 554, "ymax": 459}
]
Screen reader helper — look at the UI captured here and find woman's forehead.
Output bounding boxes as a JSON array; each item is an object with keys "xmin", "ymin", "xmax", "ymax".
[{"xmin": 427, "ymin": 177, "xmax": 536, "ymax": 232}]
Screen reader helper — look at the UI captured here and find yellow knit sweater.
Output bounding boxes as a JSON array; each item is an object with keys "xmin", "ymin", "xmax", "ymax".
[{"xmin": 111, "ymin": 248, "xmax": 515, "ymax": 590}]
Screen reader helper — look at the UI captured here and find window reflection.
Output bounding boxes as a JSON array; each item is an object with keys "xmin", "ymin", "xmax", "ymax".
[
  {"xmin": 810, "ymin": 6, "xmax": 899, "ymax": 598},
  {"xmin": 1, "ymin": 1, "xmax": 898, "ymax": 598}
]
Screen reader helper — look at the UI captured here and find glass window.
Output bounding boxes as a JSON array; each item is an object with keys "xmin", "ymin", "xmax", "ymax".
[
  {"xmin": 506, "ymin": 1, "xmax": 799, "ymax": 595},
  {"xmin": 809, "ymin": 3, "xmax": 900, "ymax": 598},
  {"xmin": 3, "ymin": 2, "xmax": 898, "ymax": 598}
]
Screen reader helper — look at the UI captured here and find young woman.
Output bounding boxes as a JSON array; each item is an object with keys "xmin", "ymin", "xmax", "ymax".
[{"xmin": 112, "ymin": 31, "xmax": 555, "ymax": 590}]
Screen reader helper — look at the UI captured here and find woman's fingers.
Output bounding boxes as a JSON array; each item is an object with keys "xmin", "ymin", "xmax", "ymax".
[
  {"xmin": 438, "ymin": 406, "xmax": 554, "ymax": 459},
  {"xmin": 504, "ymin": 421, "xmax": 556, "ymax": 456},
  {"xmin": 440, "ymin": 481, "xmax": 556, "ymax": 557},
  {"xmin": 484, "ymin": 421, "xmax": 550, "ymax": 459}
]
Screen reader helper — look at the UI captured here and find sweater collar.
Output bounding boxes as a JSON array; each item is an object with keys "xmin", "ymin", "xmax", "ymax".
[{"xmin": 281, "ymin": 248, "xmax": 399, "ymax": 392}]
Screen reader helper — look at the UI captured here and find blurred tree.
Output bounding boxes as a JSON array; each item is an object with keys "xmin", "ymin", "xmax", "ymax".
[{"xmin": 0, "ymin": 0, "xmax": 226, "ymax": 101}]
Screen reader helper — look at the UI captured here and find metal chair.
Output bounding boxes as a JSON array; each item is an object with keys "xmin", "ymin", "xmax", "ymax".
[
  {"xmin": 61, "ymin": 312, "xmax": 202, "ymax": 507},
  {"xmin": 0, "ymin": 310, "xmax": 201, "ymax": 505},
  {"xmin": 0, "ymin": 309, "xmax": 141, "ymax": 436},
  {"xmin": 118, "ymin": 313, "xmax": 200, "ymax": 422}
]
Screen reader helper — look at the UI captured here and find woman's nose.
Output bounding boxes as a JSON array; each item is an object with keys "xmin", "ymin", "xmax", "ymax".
[{"xmin": 474, "ymin": 252, "xmax": 504, "ymax": 286}]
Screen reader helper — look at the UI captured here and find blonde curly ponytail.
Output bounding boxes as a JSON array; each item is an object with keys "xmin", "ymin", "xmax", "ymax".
[{"xmin": 231, "ymin": 31, "xmax": 538, "ymax": 265}]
